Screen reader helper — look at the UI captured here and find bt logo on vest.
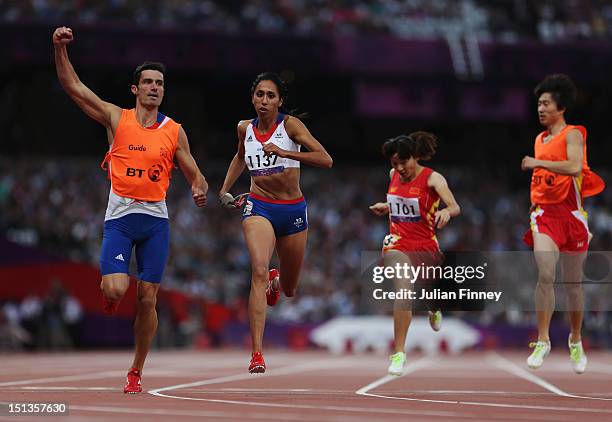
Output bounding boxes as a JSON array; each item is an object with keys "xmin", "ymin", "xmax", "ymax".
[
  {"xmin": 126, "ymin": 168, "xmax": 145, "ymax": 177},
  {"xmin": 125, "ymin": 165, "xmax": 163, "ymax": 182}
]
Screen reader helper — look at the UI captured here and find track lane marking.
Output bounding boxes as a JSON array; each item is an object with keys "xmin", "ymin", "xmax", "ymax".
[
  {"xmin": 149, "ymin": 357, "xmax": 468, "ymax": 418},
  {"xmin": 353, "ymin": 354, "xmax": 612, "ymax": 415},
  {"xmin": 488, "ymin": 353, "xmax": 612, "ymax": 402}
]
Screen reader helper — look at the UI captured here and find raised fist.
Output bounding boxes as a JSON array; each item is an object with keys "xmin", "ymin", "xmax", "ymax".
[{"xmin": 53, "ymin": 27, "xmax": 73, "ymax": 45}]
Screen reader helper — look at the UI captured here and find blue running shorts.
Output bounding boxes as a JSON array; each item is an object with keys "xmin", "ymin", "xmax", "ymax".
[
  {"xmin": 242, "ymin": 193, "xmax": 308, "ymax": 237},
  {"xmin": 100, "ymin": 213, "xmax": 170, "ymax": 283}
]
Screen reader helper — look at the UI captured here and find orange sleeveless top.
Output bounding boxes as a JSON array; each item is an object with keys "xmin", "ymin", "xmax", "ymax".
[
  {"xmin": 102, "ymin": 109, "xmax": 180, "ymax": 202},
  {"xmin": 530, "ymin": 125, "xmax": 604, "ymax": 205}
]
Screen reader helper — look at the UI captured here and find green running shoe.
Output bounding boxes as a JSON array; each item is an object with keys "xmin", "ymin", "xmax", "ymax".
[
  {"xmin": 388, "ymin": 352, "xmax": 406, "ymax": 376},
  {"xmin": 568, "ymin": 335, "xmax": 587, "ymax": 374},
  {"xmin": 428, "ymin": 310, "xmax": 442, "ymax": 332},
  {"xmin": 527, "ymin": 341, "xmax": 550, "ymax": 369}
]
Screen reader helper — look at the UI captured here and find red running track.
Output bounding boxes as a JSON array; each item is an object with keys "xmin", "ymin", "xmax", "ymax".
[{"xmin": 0, "ymin": 350, "xmax": 611, "ymax": 421}]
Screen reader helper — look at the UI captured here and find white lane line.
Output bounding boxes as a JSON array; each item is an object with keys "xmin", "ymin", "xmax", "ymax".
[
  {"xmin": 68, "ymin": 404, "xmax": 570, "ymax": 422},
  {"xmin": 148, "ymin": 396, "xmax": 469, "ymax": 418},
  {"xmin": 0, "ymin": 359, "xmax": 248, "ymax": 373},
  {"xmin": 0, "ymin": 369, "xmax": 193, "ymax": 388},
  {"xmin": 149, "ymin": 357, "xmax": 466, "ymax": 418},
  {"xmin": 486, "ymin": 354, "xmax": 573, "ymax": 397},
  {"xmin": 355, "ymin": 357, "xmax": 435, "ymax": 395},
  {"xmin": 401, "ymin": 390, "xmax": 560, "ymax": 396},
  {"xmin": 353, "ymin": 390, "xmax": 612, "ymax": 414},
  {"xmin": 220, "ymin": 388, "xmax": 311, "ymax": 392},
  {"xmin": 488, "ymin": 353, "xmax": 612, "ymax": 402},
  {"xmin": 0, "ymin": 359, "xmax": 257, "ymax": 388},
  {"xmin": 149, "ymin": 358, "xmax": 356, "ymax": 395},
  {"xmin": 0, "ymin": 371, "xmax": 125, "ymax": 387},
  {"xmin": 69, "ymin": 404, "xmax": 341, "ymax": 421},
  {"xmin": 352, "ymin": 355, "xmax": 612, "ymax": 415},
  {"xmin": 186, "ymin": 389, "xmax": 352, "ymax": 395},
  {"xmin": 184, "ymin": 389, "xmax": 607, "ymax": 398},
  {"xmin": 18, "ymin": 386, "xmax": 116, "ymax": 391}
]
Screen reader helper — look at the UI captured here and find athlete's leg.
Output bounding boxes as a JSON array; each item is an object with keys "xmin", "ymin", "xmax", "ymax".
[
  {"xmin": 275, "ymin": 229, "xmax": 308, "ymax": 297},
  {"xmin": 130, "ymin": 215, "xmax": 169, "ymax": 371},
  {"xmin": 99, "ymin": 216, "xmax": 134, "ymax": 312},
  {"xmin": 560, "ymin": 252, "xmax": 586, "ymax": 343},
  {"xmin": 100, "ymin": 274, "xmax": 130, "ymax": 306},
  {"xmin": 130, "ymin": 280, "xmax": 160, "ymax": 371},
  {"xmin": 243, "ymin": 216, "xmax": 276, "ymax": 353},
  {"xmin": 384, "ymin": 250, "xmax": 415, "ymax": 354},
  {"xmin": 533, "ymin": 232, "xmax": 560, "ymax": 342}
]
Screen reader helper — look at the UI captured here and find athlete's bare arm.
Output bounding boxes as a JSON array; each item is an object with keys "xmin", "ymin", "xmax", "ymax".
[
  {"xmin": 219, "ymin": 120, "xmax": 249, "ymax": 197},
  {"xmin": 175, "ymin": 127, "xmax": 208, "ymax": 207},
  {"xmin": 53, "ymin": 27, "xmax": 121, "ymax": 135},
  {"xmin": 369, "ymin": 169, "xmax": 393, "ymax": 215},
  {"xmin": 521, "ymin": 129, "xmax": 584, "ymax": 177},
  {"xmin": 428, "ymin": 172, "xmax": 461, "ymax": 229},
  {"xmin": 369, "ymin": 202, "xmax": 390, "ymax": 216},
  {"xmin": 262, "ymin": 116, "xmax": 333, "ymax": 168}
]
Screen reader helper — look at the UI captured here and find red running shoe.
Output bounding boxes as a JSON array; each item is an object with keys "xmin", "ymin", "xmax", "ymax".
[
  {"xmin": 123, "ymin": 368, "xmax": 142, "ymax": 394},
  {"xmin": 102, "ymin": 295, "xmax": 118, "ymax": 315},
  {"xmin": 248, "ymin": 352, "xmax": 266, "ymax": 373},
  {"xmin": 266, "ymin": 269, "xmax": 280, "ymax": 306}
]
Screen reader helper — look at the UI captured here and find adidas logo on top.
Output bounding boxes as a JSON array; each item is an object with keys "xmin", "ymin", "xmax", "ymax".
[{"xmin": 115, "ymin": 254, "xmax": 125, "ymax": 261}]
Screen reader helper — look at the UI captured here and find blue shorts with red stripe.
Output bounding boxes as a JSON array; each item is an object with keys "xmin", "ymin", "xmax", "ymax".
[
  {"xmin": 242, "ymin": 193, "xmax": 308, "ymax": 237},
  {"xmin": 99, "ymin": 213, "xmax": 170, "ymax": 283}
]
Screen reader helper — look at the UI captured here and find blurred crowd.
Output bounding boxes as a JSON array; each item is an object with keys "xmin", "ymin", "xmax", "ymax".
[
  {"xmin": 0, "ymin": 280, "xmax": 83, "ymax": 351},
  {"xmin": 1, "ymin": 0, "xmax": 611, "ymax": 42},
  {"xmin": 2, "ymin": 158, "xmax": 611, "ymax": 330}
]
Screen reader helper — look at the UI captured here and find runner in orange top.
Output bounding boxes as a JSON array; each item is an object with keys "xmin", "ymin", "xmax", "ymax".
[
  {"xmin": 521, "ymin": 74, "xmax": 604, "ymax": 374},
  {"xmin": 370, "ymin": 131, "xmax": 460, "ymax": 375},
  {"xmin": 53, "ymin": 26, "xmax": 208, "ymax": 393}
]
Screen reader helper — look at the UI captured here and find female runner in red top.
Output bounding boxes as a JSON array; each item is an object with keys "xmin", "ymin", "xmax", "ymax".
[{"xmin": 370, "ymin": 131, "xmax": 460, "ymax": 375}]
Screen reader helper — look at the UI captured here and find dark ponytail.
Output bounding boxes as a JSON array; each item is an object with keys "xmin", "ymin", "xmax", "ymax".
[{"xmin": 382, "ymin": 131, "xmax": 438, "ymax": 161}]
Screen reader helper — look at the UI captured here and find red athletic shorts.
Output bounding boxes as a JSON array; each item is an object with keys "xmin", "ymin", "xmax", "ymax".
[
  {"xmin": 382, "ymin": 234, "xmax": 443, "ymax": 267},
  {"xmin": 524, "ymin": 206, "xmax": 589, "ymax": 252}
]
